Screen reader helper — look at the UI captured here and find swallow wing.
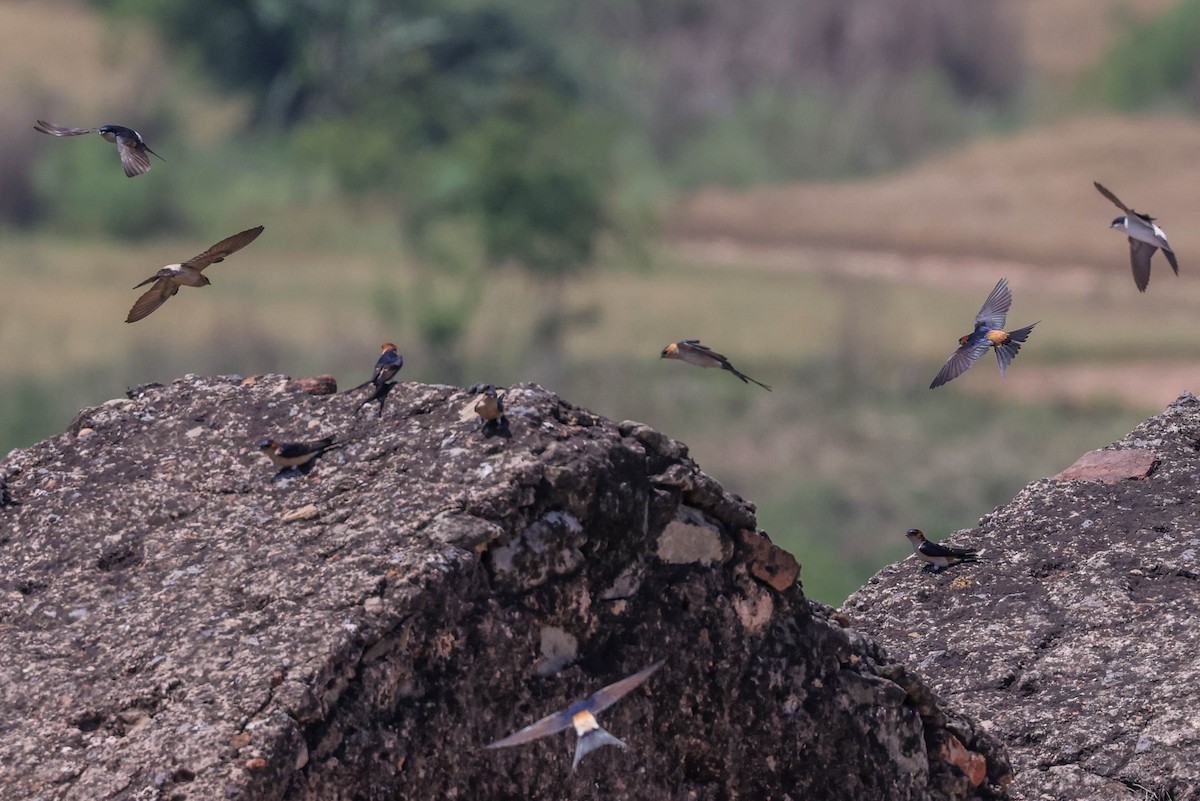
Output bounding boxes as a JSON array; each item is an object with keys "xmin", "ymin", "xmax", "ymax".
[
  {"xmin": 185, "ymin": 226, "xmax": 265, "ymax": 271},
  {"xmin": 485, "ymin": 709, "xmax": 574, "ymax": 749},
  {"xmin": 586, "ymin": 660, "xmax": 665, "ymax": 716},
  {"xmin": 125, "ymin": 278, "xmax": 179, "ymax": 323},
  {"xmin": 1129, "ymin": 239, "xmax": 1156, "ymax": 292},
  {"xmin": 34, "ymin": 120, "xmax": 98, "ymax": 137},
  {"xmin": 930, "ymin": 340, "xmax": 990, "ymax": 389},
  {"xmin": 116, "ymin": 139, "xmax": 152, "ymax": 177},
  {"xmin": 919, "ymin": 540, "xmax": 976, "ymax": 559},
  {"xmin": 1094, "ymin": 181, "xmax": 1133, "ymax": 215},
  {"xmin": 974, "ymin": 278, "xmax": 1012, "ymax": 330}
]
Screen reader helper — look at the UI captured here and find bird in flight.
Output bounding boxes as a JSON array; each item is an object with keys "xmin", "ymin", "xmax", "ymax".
[
  {"xmin": 905, "ymin": 529, "xmax": 979, "ymax": 573},
  {"xmin": 929, "ymin": 278, "xmax": 1037, "ymax": 389},
  {"xmin": 34, "ymin": 120, "xmax": 164, "ymax": 178},
  {"xmin": 1094, "ymin": 181, "xmax": 1179, "ymax": 292},
  {"xmin": 660, "ymin": 340, "xmax": 771, "ymax": 390},
  {"xmin": 125, "ymin": 226, "xmax": 264, "ymax": 323},
  {"xmin": 486, "ymin": 660, "xmax": 664, "ymax": 770}
]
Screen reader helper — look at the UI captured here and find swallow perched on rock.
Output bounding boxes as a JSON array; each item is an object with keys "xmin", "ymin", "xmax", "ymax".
[
  {"xmin": 0, "ymin": 476, "xmax": 18, "ymax": 508},
  {"xmin": 347, "ymin": 343, "xmax": 403, "ymax": 415},
  {"xmin": 126, "ymin": 226, "xmax": 264, "ymax": 323},
  {"xmin": 34, "ymin": 120, "xmax": 164, "ymax": 177},
  {"xmin": 1094, "ymin": 181, "xmax": 1179, "ymax": 292},
  {"xmin": 906, "ymin": 529, "xmax": 979, "ymax": 573},
  {"xmin": 474, "ymin": 384, "xmax": 507, "ymax": 432},
  {"xmin": 486, "ymin": 660, "xmax": 664, "ymax": 770},
  {"xmin": 929, "ymin": 278, "xmax": 1037, "ymax": 389},
  {"xmin": 258, "ymin": 437, "xmax": 335, "ymax": 473},
  {"xmin": 660, "ymin": 340, "xmax": 771, "ymax": 390}
]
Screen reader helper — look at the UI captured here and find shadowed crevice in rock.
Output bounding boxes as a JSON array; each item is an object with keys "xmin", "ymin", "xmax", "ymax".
[
  {"xmin": 1, "ymin": 375, "xmax": 1007, "ymax": 800},
  {"xmin": 849, "ymin": 392, "xmax": 1200, "ymax": 801}
]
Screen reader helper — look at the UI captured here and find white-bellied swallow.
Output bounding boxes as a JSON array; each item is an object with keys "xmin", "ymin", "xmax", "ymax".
[
  {"xmin": 930, "ymin": 278, "xmax": 1037, "ymax": 389},
  {"xmin": 906, "ymin": 529, "xmax": 979, "ymax": 573},
  {"xmin": 486, "ymin": 660, "xmax": 664, "ymax": 770},
  {"xmin": 34, "ymin": 120, "xmax": 164, "ymax": 177},
  {"xmin": 126, "ymin": 226, "xmax": 264, "ymax": 322},
  {"xmin": 660, "ymin": 340, "xmax": 771, "ymax": 390},
  {"xmin": 1095, "ymin": 181, "xmax": 1179, "ymax": 292}
]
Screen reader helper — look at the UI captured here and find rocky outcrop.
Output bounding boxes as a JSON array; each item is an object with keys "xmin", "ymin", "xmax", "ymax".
[
  {"xmin": 848, "ymin": 393, "xmax": 1200, "ymax": 801},
  {"xmin": 0, "ymin": 375, "xmax": 1008, "ymax": 800}
]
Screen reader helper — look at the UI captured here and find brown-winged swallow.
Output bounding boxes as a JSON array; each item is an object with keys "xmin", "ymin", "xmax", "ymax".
[
  {"xmin": 258, "ymin": 437, "xmax": 335, "ymax": 473},
  {"xmin": 486, "ymin": 660, "xmax": 664, "ymax": 770},
  {"xmin": 660, "ymin": 340, "xmax": 771, "ymax": 390},
  {"xmin": 126, "ymin": 226, "xmax": 264, "ymax": 323},
  {"xmin": 34, "ymin": 120, "xmax": 164, "ymax": 178},
  {"xmin": 1094, "ymin": 181, "xmax": 1180, "ymax": 292},
  {"xmin": 905, "ymin": 529, "xmax": 979, "ymax": 573}
]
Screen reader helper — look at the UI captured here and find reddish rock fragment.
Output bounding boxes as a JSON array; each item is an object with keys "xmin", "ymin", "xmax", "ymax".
[
  {"xmin": 940, "ymin": 733, "xmax": 987, "ymax": 788},
  {"xmin": 1053, "ymin": 448, "xmax": 1157, "ymax": 484},
  {"xmin": 740, "ymin": 529, "xmax": 799, "ymax": 590},
  {"xmin": 288, "ymin": 375, "xmax": 338, "ymax": 395}
]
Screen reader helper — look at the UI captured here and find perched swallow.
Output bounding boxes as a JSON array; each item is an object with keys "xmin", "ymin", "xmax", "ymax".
[
  {"xmin": 474, "ymin": 384, "xmax": 507, "ymax": 431},
  {"xmin": 258, "ymin": 437, "xmax": 335, "ymax": 473},
  {"xmin": 660, "ymin": 340, "xmax": 771, "ymax": 390},
  {"xmin": 906, "ymin": 529, "xmax": 979, "ymax": 573},
  {"xmin": 34, "ymin": 120, "xmax": 164, "ymax": 177},
  {"xmin": 126, "ymin": 226, "xmax": 264, "ymax": 323},
  {"xmin": 0, "ymin": 476, "xmax": 18, "ymax": 508},
  {"xmin": 486, "ymin": 660, "xmax": 664, "ymax": 770},
  {"xmin": 347, "ymin": 343, "xmax": 403, "ymax": 415},
  {"xmin": 929, "ymin": 278, "xmax": 1037, "ymax": 389},
  {"xmin": 1094, "ymin": 181, "xmax": 1179, "ymax": 292}
]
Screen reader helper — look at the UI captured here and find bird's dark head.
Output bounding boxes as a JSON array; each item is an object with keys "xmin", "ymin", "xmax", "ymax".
[
  {"xmin": 258, "ymin": 438, "xmax": 278, "ymax": 451},
  {"xmin": 199, "ymin": 275, "xmax": 212, "ymax": 286},
  {"xmin": 483, "ymin": 385, "xmax": 497, "ymax": 397},
  {"xmin": 957, "ymin": 334, "xmax": 971, "ymax": 346},
  {"xmin": 1110, "ymin": 216, "xmax": 1125, "ymax": 229},
  {"xmin": 905, "ymin": 529, "xmax": 925, "ymax": 542}
]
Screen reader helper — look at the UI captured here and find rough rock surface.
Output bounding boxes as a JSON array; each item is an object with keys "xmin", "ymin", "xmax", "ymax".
[
  {"xmin": 0, "ymin": 375, "xmax": 1008, "ymax": 801},
  {"xmin": 848, "ymin": 393, "xmax": 1200, "ymax": 801}
]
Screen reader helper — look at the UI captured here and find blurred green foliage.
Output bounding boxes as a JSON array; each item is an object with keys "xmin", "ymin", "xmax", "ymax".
[{"xmin": 1089, "ymin": 0, "xmax": 1200, "ymax": 111}]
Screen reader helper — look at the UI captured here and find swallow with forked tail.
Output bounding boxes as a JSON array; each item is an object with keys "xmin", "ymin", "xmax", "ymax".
[
  {"xmin": 126, "ymin": 226, "xmax": 264, "ymax": 323},
  {"xmin": 486, "ymin": 660, "xmax": 664, "ymax": 770},
  {"xmin": 258, "ymin": 437, "xmax": 335, "ymax": 474},
  {"xmin": 660, "ymin": 340, "xmax": 771, "ymax": 390},
  {"xmin": 906, "ymin": 529, "xmax": 979, "ymax": 573},
  {"xmin": 1094, "ymin": 181, "xmax": 1179, "ymax": 292},
  {"xmin": 347, "ymin": 343, "xmax": 403, "ymax": 415},
  {"xmin": 929, "ymin": 278, "xmax": 1037, "ymax": 389},
  {"xmin": 34, "ymin": 120, "xmax": 164, "ymax": 177}
]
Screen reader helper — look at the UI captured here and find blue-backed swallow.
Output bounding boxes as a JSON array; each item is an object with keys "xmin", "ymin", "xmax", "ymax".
[
  {"xmin": 1094, "ymin": 181, "xmax": 1180, "ymax": 292},
  {"xmin": 474, "ymin": 384, "xmax": 507, "ymax": 432},
  {"xmin": 929, "ymin": 278, "xmax": 1037, "ymax": 389},
  {"xmin": 258, "ymin": 437, "xmax": 335, "ymax": 474},
  {"xmin": 906, "ymin": 529, "xmax": 979, "ymax": 573},
  {"xmin": 660, "ymin": 340, "xmax": 771, "ymax": 390},
  {"xmin": 486, "ymin": 660, "xmax": 664, "ymax": 770},
  {"xmin": 126, "ymin": 226, "xmax": 264, "ymax": 323},
  {"xmin": 347, "ymin": 343, "xmax": 403, "ymax": 415},
  {"xmin": 34, "ymin": 120, "xmax": 164, "ymax": 177}
]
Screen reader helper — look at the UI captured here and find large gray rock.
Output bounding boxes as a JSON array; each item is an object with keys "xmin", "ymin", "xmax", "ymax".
[
  {"xmin": 0, "ymin": 375, "xmax": 1008, "ymax": 800},
  {"xmin": 848, "ymin": 393, "xmax": 1200, "ymax": 801}
]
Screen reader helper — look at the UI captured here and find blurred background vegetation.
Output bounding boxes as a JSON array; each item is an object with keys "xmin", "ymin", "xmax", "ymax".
[{"xmin": 2, "ymin": 0, "xmax": 1198, "ymax": 603}]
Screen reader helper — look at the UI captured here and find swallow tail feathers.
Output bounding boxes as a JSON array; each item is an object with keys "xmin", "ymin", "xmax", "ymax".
[
  {"xmin": 724, "ymin": 364, "xmax": 772, "ymax": 391},
  {"xmin": 571, "ymin": 727, "xmax": 627, "ymax": 770},
  {"xmin": 994, "ymin": 322, "xmax": 1038, "ymax": 375},
  {"xmin": 1165, "ymin": 248, "xmax": 1180, "ymax": 275}
]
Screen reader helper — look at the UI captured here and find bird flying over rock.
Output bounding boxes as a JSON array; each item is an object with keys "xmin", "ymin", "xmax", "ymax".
[
  {"xmin": 929, "ymin": 278, "xmax": 1037, "ymax": 389},
  {"xmin": 906, "ymin": 529, "xmax": 979, "ymax": 573},
  {"xmin": 126, "ymin": 226, "xmax": 264, "ymax": 323},
  {"xmin": 660, "ymin": 340, "xmax": 771, "ymax": 390},
  {"xmin": 34, "ymin": 120, "xmax": 164, "ymax": 178},
  {"xmin": 486, "ymin": 660, "xmax": 664, "ymax": 770},
  {"xmin": 1094, "ymin": 181, "xmax": 1179, "ymax": 292}
]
